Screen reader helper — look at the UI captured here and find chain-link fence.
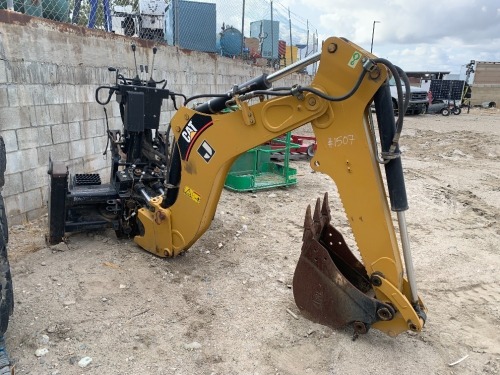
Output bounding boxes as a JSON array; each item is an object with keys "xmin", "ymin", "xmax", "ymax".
[{"xmin": 2, "ymin": 0, "xmax": 318, "ymax": 69}]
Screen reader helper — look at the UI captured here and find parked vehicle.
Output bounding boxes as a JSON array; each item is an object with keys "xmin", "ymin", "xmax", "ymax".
[
  {"xmin": 427, "ymin": 99, "xmax": 461, "ymax": 116},
  {"xmin": 389, "ymin": 77, "xmax": 429, "ymax": 115}
]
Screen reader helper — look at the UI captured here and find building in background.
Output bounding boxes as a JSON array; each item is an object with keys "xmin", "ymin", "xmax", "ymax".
[{"xmin": 471, "ymin": 61, "xmax": 500, "ymax": 107}]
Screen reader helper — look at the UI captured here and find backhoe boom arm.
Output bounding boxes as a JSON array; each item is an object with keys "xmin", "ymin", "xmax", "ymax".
[{"xmin": 133, "ymin": 37, "xmax": 427, "ymax": 337}]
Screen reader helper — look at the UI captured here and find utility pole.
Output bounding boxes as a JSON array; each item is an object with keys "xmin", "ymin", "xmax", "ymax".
[
  {"xmin": 241, "ymin": 0, "xmax": 246, "ymax": 57},
  {"xmin": 370, "ymin": 20, "xmax": 380, "ymax": 54},
  {"xmin": 271, "ymin": 1, "xmax": 274, "ymax": 66},
  {"xmin": 288, "ymin": 7, "xmax": 293, "ymax": 64}
]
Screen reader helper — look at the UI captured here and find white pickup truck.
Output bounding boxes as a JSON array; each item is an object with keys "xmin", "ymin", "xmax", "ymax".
[{"xmin": 389, "ymin": 77, "xmax": 429, "ymax": 115}]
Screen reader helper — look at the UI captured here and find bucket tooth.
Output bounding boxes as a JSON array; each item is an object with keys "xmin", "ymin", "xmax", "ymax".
[
  {"xmin": 313, "ymin": 198, "xmax": 322, "ymax": 238},
  {"xmin": 313, "ymin": 197, "xmax": 321, "ymax": 221},
  {"xmin": 294, "ymin": 193, "xmax": 390, "ymax": 333},
  {"xmin": 321, "ymin": 192, "xmax": 331, "ymax": 224},
  {"xmin": 302, "ymin": 204, "xmax": 314, "ymax": 242}
]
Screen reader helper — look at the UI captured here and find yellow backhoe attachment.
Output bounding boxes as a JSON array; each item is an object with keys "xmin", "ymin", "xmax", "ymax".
[{"xmin": 132, "ymin": 37, "xmax": 427, "ymax": 336}]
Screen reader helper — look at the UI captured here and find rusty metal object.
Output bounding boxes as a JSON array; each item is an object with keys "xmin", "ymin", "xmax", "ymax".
[{"xmin": 293, "ymin": 193, "xmax": 393, "ymax": 333}]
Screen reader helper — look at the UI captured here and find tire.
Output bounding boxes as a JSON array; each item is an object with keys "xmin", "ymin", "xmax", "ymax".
[
  {"xmin": 306, "ymin": 143, "xmax": 316, "ymax": 158},
  {"xmin": 0, "ymin": 137, "xmax": 13, "ymax": 336},
  {"xmin": 452, "ymin": 107, "xmax": 461, "ymax": 115},
  {"xmin": 441, "ymin": 108, "xmax": 450, "ymax": 116},
  {"xmin": 0, "ymin": 138, "xmax": 5, "ymax": 189},
  {"xmin": 0, "ymin": 198, "xmax": 7, "ymax": 245},
  {"xmin": 0, "ymin": 232, "xmax": 13, "ymax": 336}
]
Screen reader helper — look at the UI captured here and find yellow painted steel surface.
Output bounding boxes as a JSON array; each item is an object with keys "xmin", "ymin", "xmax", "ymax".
[{"xmin": 133, "ymin": 37, "xmax": 426, "ymax": 336}]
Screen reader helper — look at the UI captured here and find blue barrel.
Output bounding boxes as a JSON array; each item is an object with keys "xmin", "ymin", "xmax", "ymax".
[{"xmin": 220, "ymin": 27, "xmax": 243, "ymax": 57}]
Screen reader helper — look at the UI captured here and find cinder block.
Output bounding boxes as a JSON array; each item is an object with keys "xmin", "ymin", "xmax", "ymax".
[
  {"xmin": 4, "ymin": 195, "xmax": 23, "ymax": 223},
  {"xmin": 111, "ymin": 101, "xmax": 120, "ymax": 118},
  {"xmin": 69, "ymin": 121, "xmax": 82, "ymax": 141},
  {"xmin": 56, "ymin": 66, "xmax": 70, "ymax": 84},
  {"xmin": 84, "ymin": 85, "xmax": 96, "ymax": 102},
  {"xmin": 93, "ymin": 135, "xmax": 107, "ymax": 154},
  {"xmin": 61, "ymin": 84, "xmax": 77, "ymax": 104},
  {"xmin": 160, "ymin": 110, "xmax": 172, "ymax": 126},
  {"xmin": 17, "ymin": 188, "xmax": 43, "ymax": 213},
  {"xmin": 44, "ymin": 84, "xmax": 62, "ymax": 105},
  {"xmin": 89, "ymin": 101, "xmax": 104, "ymax": 120},
  {"xmin": 37, "ymin": 143, "xmax": 70, "ymax": 165},
  {"xmin": 84, "ymin": 153, "xmax": 107, "ymax": 173},
  {"xmin": 30, "ymin": 85, "xmax": 46, "ymax": 106},
  {"xmin": 27, "ymin": 106, "xmax": 37, "ymax": 126},
  {"xmin": 186, "ymin": 74, "xmax": 198, "ymax": 85},
  {"xmin": 7, "ymin": 85, "xmax": 19, "ymax": 107},
  {"xmin": 22, "ymin": 166, "xmax": 49, "ymax": 191},
  {"xmin": 33, "ymin": 105, "xmax": 51, "ymax": 126},
  {"xmin": 38, "ymin": 125, "xmax": 53, "ymax": 146},
  {"xmin": 26, "ymin": 207, "xmax": 48, "ymax": 222},
  {"xmin": 69, "ymin": 139, "xmax": 87, "ymax": 159},
  {"xmin": 65, "ymin": 157, "xmax": 85, "ymax": 174},
  {"xmin": 7, "ymin": 63, "xmax": 21, "ymax": 85},
  {"xmin": 96, "ymin": 119, "xmax": 105, "ymax": 136},
  {"xmin": 0, "ymin": 107, "xmax": 24, "ymax": 130},
  {"xmin": 26, "ymin": 62, "xmax": 42, "ymax": 84},
  {"xmin": 48, "ymin": 104, "xmax": 65, "ymax": 125},
  {"xmin": 16, "ymin": 127, "xmax": 39, "ymax": 150},
  {"xmin": 77, "ymin": 85, "xmax": 94, "ymax": 103},
  {"xmin": 44, "ymin": 64, "xmax": 59, "ymax": 85},
  {"xmin": 40, "ymin": 184, "xmax": 49, "ymax": 207},
  {"xmin": 2, "ymin": 172, "xmax": 22, "ymax": 197},
  {"xmin": 108, "ymin": 116, "xmax": 122, "ymax": 130},
  {"xmin": 0, "ymin": 61, "xmax": 7, "ymax": 84},
  {"xmin": 0, "ymin": 130, "xmax": 18, "ymax": 152},
  {"xmin": 17, "ymin": 85, "xmax": 32, "ymax": 107},
  {"xmin": 0, "ymin": 86, "xmax": 9, "ymax": 107},
  {"xmin": 6, "ymin": 148, "xmax": 38, "ymax": 174},
  {"xmin": 51, "ymin": 123, "xmax": 70, "ymax": 144},
  {"xmin": 67, "ymin": 103, "xmax": 85, "ymax": 122},
  {"xmin": 81, "ymin": 119, "xmax": 98, "ymax": 138}
]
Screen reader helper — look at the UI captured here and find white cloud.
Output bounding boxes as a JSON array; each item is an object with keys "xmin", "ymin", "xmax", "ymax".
[{"xmin": 271, "ymin": 0, "xmax": 500, "ymax": 72}]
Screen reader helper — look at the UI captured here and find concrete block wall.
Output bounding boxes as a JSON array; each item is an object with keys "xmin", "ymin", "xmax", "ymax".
[
  {"xmin": 0, "ymin": 11, "xmax": 312, "ymax": 225},
  {"xmin": 471, "ymin": 85, "xmax": 500, "ymax": 106}
]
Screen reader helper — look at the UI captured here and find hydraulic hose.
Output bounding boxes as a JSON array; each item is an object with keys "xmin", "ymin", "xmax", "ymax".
[
  {"xmin": 373, "ymin": 81, "xmax": 408, "ymax": 212},
  {"xmin": 194, "ymin": 74, "xmax": 271, "ymax": 114}
]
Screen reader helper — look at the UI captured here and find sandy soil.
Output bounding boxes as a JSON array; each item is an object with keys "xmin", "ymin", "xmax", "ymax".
[{"xmin": 4, "ymin": 108, "xmax": 500, "ymax": 375}]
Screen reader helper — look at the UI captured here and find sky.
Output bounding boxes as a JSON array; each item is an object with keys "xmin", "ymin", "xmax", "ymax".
[{"xmin": 275, "ymin": 0, "xmax": 500, "ymax": 76}]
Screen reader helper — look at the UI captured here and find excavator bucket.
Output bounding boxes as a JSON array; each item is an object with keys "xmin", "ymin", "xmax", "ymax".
[{"xmin": 293, "ymin": 193, "xmax": 395, "ymax": 335}]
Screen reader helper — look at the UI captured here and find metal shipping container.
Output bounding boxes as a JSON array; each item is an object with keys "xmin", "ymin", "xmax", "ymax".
[
  {"xmin": 250, "ymin": 20, "xmax": 279, "ymax": 59},
  {"xmin": 165, "ymin": 0, "xmax": 217, "ymax": 53}
]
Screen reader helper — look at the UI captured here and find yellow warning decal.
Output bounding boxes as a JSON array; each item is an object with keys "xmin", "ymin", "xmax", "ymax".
[{"xmin": 184, "ymin": 186, "xmax": 201, "ymax": 204}]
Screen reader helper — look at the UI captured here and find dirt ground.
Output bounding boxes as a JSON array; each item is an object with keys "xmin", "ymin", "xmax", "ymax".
[{"xmin": 4, "ymin": 108, "xmax": 500, "ymax": 374}]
